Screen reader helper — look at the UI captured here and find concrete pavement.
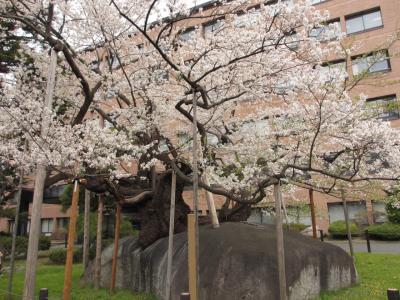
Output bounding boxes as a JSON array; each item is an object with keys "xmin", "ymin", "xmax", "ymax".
[{"xmin": 326, "ymin": 239, "xmax": 400, "ymax": 254}]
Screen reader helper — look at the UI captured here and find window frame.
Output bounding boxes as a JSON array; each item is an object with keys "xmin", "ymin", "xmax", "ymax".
[
  {"xmin": 345, "ymin": 7, "xmax": 383, "ymax": 35},
  {"xmin": 41, "ymin": 218, "xmax": 54, "ymax": 234},
  {"xmin": 178, "ymin": 27, "xmax": 195, "ymax": 42},
  {"xmin": 351, "ymin": 50, "xmax": 391, "ymax": 76},
  {"xmin": 310, "ymin": 0, "xmax": 329, "ymax": 5},
  {"xmin": 366, "ymin": 94, "xmax": 399, "ymax": 121},
  {"xmin": 309, "ymin": 18, "xmax": 341, "ymax": 42},
  {"xmin": 203, "ymin": 17, "xmax": 225, "ymax": 36}
]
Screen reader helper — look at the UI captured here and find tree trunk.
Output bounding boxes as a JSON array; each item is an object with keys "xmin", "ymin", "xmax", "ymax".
[
  {"xmin": 23, "ymin": 47, "xmax": 57, "ymax": 300},
  {"xmin": 63, "ymin": 180, "xmax": 80, "ymax": 300},
  {"xmin": 274, "ymin": 183, "xmax": 287, "ymax": 300},
  {"xmin": 138, "ymin": 172, "xmax": 190, "ymax": 248},
  {"xmin": 94, "ymin": 194, "xmax": 104, "ymax": 289},
  {"xmin": 7, "ymin": 170, "xmax": 24, "ymax": 300},
  {"xmin": 83, "ymin": 189, "xmax": 91, "ymax": 270}
]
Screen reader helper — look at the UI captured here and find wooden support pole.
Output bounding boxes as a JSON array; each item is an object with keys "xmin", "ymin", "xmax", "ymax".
[
  {"xmin": 7, "ymin": 169, "xmax": 24, "ymax": 300},
  {"xmin": 191, "ymin": 93, "xmax": 200, "ymax": 299},
  {"xmin": 198, "ymin": 146, "xmax": 219, "ymax": 229},
  {"xmin": 274, "ymin": 183, "xmax": 287, "ymax": 300},
  {"xmin": 110, "ymin": 202, "xmax": 121, "ymax": 293},
  {"xmin": 166, "ymin": 171, "xmax": 177, "ymax": 300},
  {"xmin": 83, "ymin": 189, "xmax": 91, "ymax": 270},
  {"xmin": 94, "ymin": 194, "xmax": 104, "ymax": 290},
  {"xmin": 309, "ymin": 189, "xmax": 317, "ymax": 239},
  {"xmin": 341, "ymin": 189, "xmax": 354, "ymax": 257},
  {"xmin": 23, "ymin": 48, "xmax": 57, "ymax": 300},
  {"xmin": 62, "ymin": 180, "xmax": 80, "ymax": 300},
  {"xmin": 203, "ymin": 175, "xmax": 220, "ymax": 228},
  {"xmin": 187, "ymin": 214, "xmax": 198, "ymax": 300}
]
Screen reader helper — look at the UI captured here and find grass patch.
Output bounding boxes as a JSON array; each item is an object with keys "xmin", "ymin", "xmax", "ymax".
[
  {"xmin": 0, "ymin": 258, "xmax": 156, "ymax": 300},
  {"xmin": 1, "ymin": 253, "xmax": 398, "ymax": 299},
  {"xmin": 317, "ymin": 253, "xmax": 400, "ymax": 300}
]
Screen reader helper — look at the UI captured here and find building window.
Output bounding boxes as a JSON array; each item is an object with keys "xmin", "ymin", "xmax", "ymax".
[
  {"xmin": 177, "ymin": 132, "xmax": 193, "ymax": 149},
  {"xmin": 372, "ymin": 201, "xmax": 388, "ymax": 223},
  {"xmin": 352, "ymin": 50, "xmax": 390, "ymax": 76},
  {"xmin": 345, "ymin": 8, "xmax": 383, "ymax": 34},
  {"xmin": 158, "ymin": 139, "xmax": 169, "ymax": 153},
  {"xmin": 179, "ymin": 27, "xmax": 195, "ymax": 42},
  {"xmin": 309, "ymin": 18, "xmax": 341, "ymax": 41},
  {"xmin": 203, "ymin": 18, "xmax": 224, "ymax": 36},
  {"xmin": 310, "ymin": 0, "xmax": 327, "ymax": 5},
  {"xmin": 57, "ymin": 217, "xmax": 69, "ymax": 230},
  {"xmin": 265, "ymin": 0, "xmax": 292, "ymax": 5},
  {"xmin": 366, "ymin": 94, "xmax": 399, "ymax": 121},
  {"xmin": 41, "ymin": 218, "xmax": 54, "ymax": 234},
  {"xmin": 328, "ymin": 201, "xmax": 368, "ymax": 225},
  {"xmin": 234, "ymin": 5, "xmax": 261, "ymax": 28},
  {"xmin": 283, "ymin": 33, "xmax": 299, "ymax": 50},
  {"xmin": 206, "ymin": 133, "xmax": 219, "ymax": 146},
  {"xmin": 321, "ymin": 59, "xmax": 346, "ymax": 75}
]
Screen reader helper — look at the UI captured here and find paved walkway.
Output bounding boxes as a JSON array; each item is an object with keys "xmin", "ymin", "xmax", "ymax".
[{"xmin": 326, "ymin": 239, "xmax": 400, "ymax": 254}]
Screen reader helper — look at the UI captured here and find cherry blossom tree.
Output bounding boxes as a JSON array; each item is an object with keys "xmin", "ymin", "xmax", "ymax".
[{"xmin": 1, "ymin": 0, "xmax": 400, "ymax": 248}]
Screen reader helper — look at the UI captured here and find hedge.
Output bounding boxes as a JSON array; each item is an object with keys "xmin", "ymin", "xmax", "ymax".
[
  {"xmin": 328, "ymin": 220, "xmax": 359, "ymax": 239},
  {"xmin": 0, "ymin": 236, "xmax": 28, "ymax": 256},
  {"xmin": 49, "ymin": 248, "xmax": 83, "ymax": 264},
  {"xmin": 366, "ymin": 222, "xmax": 400, "ymax": 241},
  {"xmin": 0, "ymin": 235, "xmax": 51, "ymax": 256},
  {"xmin": 39, "ymin": 236, "xmax": 51, "ymax": 251},
  {"xmin": 283, "ymin": 223, "xmax": 308, "ymax": 232}
]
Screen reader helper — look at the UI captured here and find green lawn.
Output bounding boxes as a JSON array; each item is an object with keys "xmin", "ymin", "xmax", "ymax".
[
  {"xmin": 0, "ymin": 259, "xmax": 155, "ymax": 300},
  {"xmin": 317, "ymin": 253, "xmax": 400, "ymax": 300},
  {"xmin": 0, "ymin": 253, "xmax": 398, "ymax": 299}
]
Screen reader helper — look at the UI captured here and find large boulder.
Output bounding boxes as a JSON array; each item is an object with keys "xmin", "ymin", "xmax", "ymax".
[{"xmin": 82, "ymin": 222, "xmax": 357, "ymax": 300}]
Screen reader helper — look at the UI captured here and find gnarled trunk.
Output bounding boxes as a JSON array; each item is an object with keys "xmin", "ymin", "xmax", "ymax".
[{"xmin": 138, "ymin": 172, "xmax": 190, "ymax": 248}]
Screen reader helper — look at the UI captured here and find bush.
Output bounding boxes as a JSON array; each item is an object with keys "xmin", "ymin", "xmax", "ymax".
[
  {"xmin": 367, "ymin": 222, "xmax": 400, "ymax": 240},
  {"xmin": 120, "ymin": 218, "xmax": 136, "ymax": 237},
  {"xmin": 328, "ymin": 220, "xmax": 359, "ymax": 239},
  {"xmin": 386, "ymin": 201, "xmax": 400, "ymax": 224},
  {"xmin": 49, "ymin": 248, "xmax": 82, "ymax": 264},
  {"xmin": 0, "ymin": 236, "xmax": 28, "ymax": 256},
  {"xmin": 283, "ymin": 223, "xmax": 308, "ymax": 232},
  {"xmin": 39, "ymin": 236, "xmax": 51, "ymax": 251}
]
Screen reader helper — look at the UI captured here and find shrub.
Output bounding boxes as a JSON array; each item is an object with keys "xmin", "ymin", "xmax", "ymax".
[
  {"xmin": 328, "ymin": 220, "xmax": 359, "ymax": 239},
  {"xmin": 49, "ymin": 248, "xmax": 82, "ymax": 264},
  {"xmin": 386, "ymin": 201, "xmax": 400, "ymax": 224},
  {"xmin": 366, "ymin": 222, "xmax": 400, "ymax": 240},
  {"xmin": 39, "ymin": 236, "xmax": 51, "ymax": 251},
  {"xmin": 283, "ymin": 223, "xmax": 308, "ymax": 232},
  {"xmin": 0, "ymin": 236, "xmax": 28, "ymax": 256}
]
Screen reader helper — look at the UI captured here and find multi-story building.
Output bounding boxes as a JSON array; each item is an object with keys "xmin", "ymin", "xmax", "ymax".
[{"xmin": 250, "ymin": 0, "xmax": 400, "ymax": 232}]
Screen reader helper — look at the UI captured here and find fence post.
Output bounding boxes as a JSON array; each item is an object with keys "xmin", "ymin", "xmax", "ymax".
[
  {"xmin": 365, "ymin": 230, "xmax": 371, "ymax": 253},
  {"xmin": 387, "ymin": 288, "xmax": 400, "ymax": 300},
  {"xmin": 319, "ymin": 229, "xmax": 324, "ymax": 242},
  {"xmin": 180, "ymin": 293, "xmax": 190, "ymax": 300},
  {"xmin": 39, "ymin": 288, "xmax": 48, "ymax": 300}
]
